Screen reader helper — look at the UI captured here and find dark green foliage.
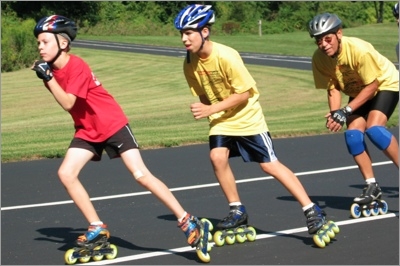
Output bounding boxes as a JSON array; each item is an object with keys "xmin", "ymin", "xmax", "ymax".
[{"xmin": 1, "ymin": 1, "xmax": 398, "ymax": 73}]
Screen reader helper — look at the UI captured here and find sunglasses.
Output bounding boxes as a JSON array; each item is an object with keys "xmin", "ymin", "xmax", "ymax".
[{"xmin": 315, "ymin": 35, "xmax": 334, "ymax": 46}]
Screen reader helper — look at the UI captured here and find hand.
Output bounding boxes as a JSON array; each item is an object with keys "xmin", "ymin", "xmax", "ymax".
[
  {"xmin": 31, "ymin": 60, "xmax": 53, "ymax": 81},
  {"xmin": 190, "ymin": 102, "xmax": 211, "ymax": 120},
  {"xmin": 330, "ymin": 108, "xmax": 349, "ymax": 126}
]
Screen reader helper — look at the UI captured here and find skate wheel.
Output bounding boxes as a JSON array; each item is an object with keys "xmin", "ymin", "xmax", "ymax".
[
  {"xmin": 313, "ymin": 234, "xmax": 326, "ymax": 248},
  {"xmin": 326, "ymin": 227, "xmax": 335, "ymax": 239},
  {"xmin": 350, "ymin": 203, "xmax": 361, "ymax": 218},
  {"xmin": 64, "ymin": 249, "xmax": 77, "ymax": 265},
  {"xmin": 321, "ymin": 232, "xmax": 330, "ymax": 244},
  {"xmin": 225, "ymin": 230, "xmax": 235, "ymax": 245},
  {"xmin": 329, "ymin": 221, "xmax": 340, "ymax": 234},
  {"xmin": 105, "ymin": 244, "xmax": 118, "ymax": 260},
  {"xmin": 92, "ymin": 246, "xmax": 104, "ymax": 261},
  {"xmin": 196, "ymin": 249, "xmax": 210, "ymax": 263},
  {"xmin": 246, "ymin": 226, "xmax": 257, "ymax": 242},
  {"xmin": 213, "ymin": 231, "xmax": 225, "ymax": 247},
  {"xmin": 201, "ymin": 218, "xmax": 214, "ymax": 232},
  {"xmin": 235, "ymin": 228, "xmax": 246, "ymax": 243},
  {"xmin": 207, "ymin": 242, "xmax": 212, "ymax": 252},
  {"xmin": 371, "ymin": 202, "xmax": 380, "ymax": 216},
  {"xmin": 79, "ymin": 255, "xmax": 91, "ymax": 263},
  {"xmin": 379, "ymin": 200, "xmax": 388, "ymax": 215},
  {"xmin": 362, "ymin": 208, "xmax": 371, "ymax": 217}
]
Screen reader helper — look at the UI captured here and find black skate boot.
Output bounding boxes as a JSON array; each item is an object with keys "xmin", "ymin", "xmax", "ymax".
[
  {"xmin": 304, "ymin": 204, "xmax": 326, "ymax": 235},
  {"xmin": 217, "ymin": 205, "xmax": 248, "ymax": 230},
  {"xmin": 353, "ymin": 182, "xmax": 382, "ymax": 205},
  {"xmin": 213, "ymin": 205, "xmax": 256, "ymax": 246}
]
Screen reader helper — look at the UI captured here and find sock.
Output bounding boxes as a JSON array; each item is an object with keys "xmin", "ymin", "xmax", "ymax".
[
  {"xmin": 302, "ymin": 202, "xmax": 315, "ymax": 212},
  {"xmin": 229, "ymin": 202, "xmax": 242, "ymax": 207},
  {"xmin": 178, "ymin": 211, "xmax": 188, "ymax": 223},
  {"xmin": 90, "ymin": 221, "xmax": 103, "ymax": 226},
  {"xmin": 366, "ymin": 178, "xmax": 376, "ymax": 184}
]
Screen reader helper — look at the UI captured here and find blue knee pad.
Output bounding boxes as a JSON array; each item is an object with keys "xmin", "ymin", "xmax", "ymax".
[
  {"xmin": 345, "ymin": 130, "xmax": 366, "ymax": 156},
  {"xmin": 365, "ymin": 126, "xmax": 392, "ymax": 150}
]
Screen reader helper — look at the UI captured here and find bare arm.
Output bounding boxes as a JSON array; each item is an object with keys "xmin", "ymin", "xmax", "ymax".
[
  {"xmin": 191, "ymin": 91, "xmax": 250, "ymax": 120},
  {"xmin": 346, "ymin": 79, "xmax": 379, "ymax": 111},
  {"xmin": 46, "ymin": 79, "xmax": 77, "ymax": 111}
]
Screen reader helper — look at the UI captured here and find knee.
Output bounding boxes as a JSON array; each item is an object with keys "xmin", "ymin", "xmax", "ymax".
[
  {"xmin": 209, "ymin": 150, "xmax": 227, "ymax": 166},
  {"xmin": 58, "ymin": 168, "xmax": 77, "ymax": 186},
  {"xmin": 344, "ymin": 129, "xmax": 366, "ymax": 156},
  {"xmin": 365, "ymin": 126, "xmax": 392, "ymax": 150}
]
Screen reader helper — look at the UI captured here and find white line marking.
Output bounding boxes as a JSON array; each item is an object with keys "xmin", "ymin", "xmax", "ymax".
[
  {"xmin": 1, "ymin": 161, "xmax": 393, "ymax": 211},
  {"xmin": 80, "ymin": 212, "xmax": 399, "ymax": 265}
]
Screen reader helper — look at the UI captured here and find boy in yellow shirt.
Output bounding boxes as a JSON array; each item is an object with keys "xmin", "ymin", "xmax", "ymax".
[{"xmin": 174, "ymin": 4, "xmax": 337, "ymax": 242}]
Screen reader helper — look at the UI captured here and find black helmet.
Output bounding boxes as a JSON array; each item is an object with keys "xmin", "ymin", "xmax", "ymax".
[
  {"xmin": 34, "ymin": 15, "xmax": 77, "ymax": 42},
  {"xmin": 393, "ymin": 3, "xmax": 399, "ymax": 19},
  {"xmin": 308, "ymin": 13, "xmax": 342, "ymax": 38}
]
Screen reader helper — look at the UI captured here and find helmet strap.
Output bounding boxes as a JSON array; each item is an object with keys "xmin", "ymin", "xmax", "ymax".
[
  {"xmin": 48, "ymin": 34, "xmax": 64, "ymax": 65},
  {"xmin": 331, "ymin": 33, "xmax": 341, "ymax": 59}
]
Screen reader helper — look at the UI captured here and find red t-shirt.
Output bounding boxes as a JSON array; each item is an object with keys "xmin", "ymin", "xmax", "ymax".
[{"xmin": 47, "ymin": 55, "xmax": 128, "ymax": 142}]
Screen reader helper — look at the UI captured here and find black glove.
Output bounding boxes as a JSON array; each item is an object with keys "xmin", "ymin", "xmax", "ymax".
[
  {"xmin": 330, "ymin": 108, "xmax": 351, "ymax": 126},
  {"xmin": 32, "ymin": 60, "xmax": 53, "ymax": 81}
]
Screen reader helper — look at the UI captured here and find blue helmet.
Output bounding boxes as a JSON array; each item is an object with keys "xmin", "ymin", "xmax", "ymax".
[{"xmin": 174, "ymin": 4, "xmax": 215, "ymax": 30}]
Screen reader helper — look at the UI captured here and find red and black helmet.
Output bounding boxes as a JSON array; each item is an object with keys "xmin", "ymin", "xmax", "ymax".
[{"xmin": 34, "ymin": 15, "xmax": 77, "ymax": 41}]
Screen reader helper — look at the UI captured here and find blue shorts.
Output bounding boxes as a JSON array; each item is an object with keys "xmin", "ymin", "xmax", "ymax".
[
  {"xmin": 209, "ymin": 132, "xmax": 278, "ymax": 163},
  {"xmin": 69, "ymin": 124, "xmax": 139, "ymax": 161}
]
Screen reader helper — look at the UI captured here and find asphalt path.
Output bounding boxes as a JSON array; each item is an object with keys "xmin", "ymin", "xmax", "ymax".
[{"xmin": 1, "ymin": 41, "xmax": 399, "ymax": 265}]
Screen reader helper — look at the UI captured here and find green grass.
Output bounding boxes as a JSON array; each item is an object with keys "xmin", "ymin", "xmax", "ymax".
[{"xmin": 1, "ymin": 23, "xmax": 399, "ymax": 162}]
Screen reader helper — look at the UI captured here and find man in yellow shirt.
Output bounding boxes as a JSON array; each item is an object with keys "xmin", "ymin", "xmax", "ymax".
[
  {"xmin": 174, "ymin": 4, "xmax": 338, "ymax": 243},
  {"xmin": 309, "ymin": 13, "xmax": 399, "ymax": 215}
]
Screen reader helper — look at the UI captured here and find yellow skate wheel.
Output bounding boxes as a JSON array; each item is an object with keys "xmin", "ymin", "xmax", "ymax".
[
  {"xmin": 326, "ymin": 228, "xmax": 335, "ymax": 239},
  {"xmin": 92, "ymin": 246, "xmax": 104, "ymax": 261},
  {"xmin": 329, "ymin": 221, "xmax": 340, "ymax": 234},
  {"xmin": 64, "ymin": 249, "xmax": 77, "ymax": 265},
  {"xmin": 79, "ymin": 254, "xmax": 91, "ymax": 263},
  {"xmin": 105, "ymin": 244, "xmax": 118, "ymax": 260},
  {"xmin": 213, "ymin": 231, "xmax": 225, "ymax": 247},
  {"xmin": 313, "ymin": 234, "xmax": 326, "ymax": 248},
  {"xmin": 225, "ymin": 230, "xmax": 235, "ymax": 245},
  {"xmin": 196, "ymin": 249, "xmax": 210, "ymax": 263},
  {"xmin": 235, "ymin": 228, "xmax": 246, "ymax": 243},
  {"xmin": 246, "ymin": 226, "xmax": 257, "ymax": 242},
  {"xmin": 207, "ymin": 242, "xmax": 212, "ymax": 252},
  {"xmin": 321, "ymin": 232, "xmax": 330, "ymax": 244},
  {"xmin": 201, "ymin": 218, "xmax": 214, "ymax": 231}
]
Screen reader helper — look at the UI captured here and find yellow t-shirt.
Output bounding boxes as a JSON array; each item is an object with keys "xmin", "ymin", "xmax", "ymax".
[
  {"xmin": 312, "ymin": 36, "xmax": 399, "ymax": 97},
  {"xmin": 183, "ymin": 42, "xmax": 268, "ymax": 136}
]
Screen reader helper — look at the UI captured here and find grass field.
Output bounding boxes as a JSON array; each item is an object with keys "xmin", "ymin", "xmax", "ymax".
[{"xmin": 1, "ymin": 23, "xmax": 399, "ymax": 162}]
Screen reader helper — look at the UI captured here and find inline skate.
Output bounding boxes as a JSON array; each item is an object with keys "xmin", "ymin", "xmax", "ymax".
[
  {"xmin": 350, "ymin": 182, "xmax": 388, "ymax": 218},
  {"xmin": 64, "ymin": 224, "xmax": 117, "ymax": 265},
  {"xmin": 304, "ymin": 204, "xmax": 339, "ymax": 248},
  {"xmin": 213, "ymin": 205, "xmax": 256, "ymax": 247},
  {"xmin": 179, "ymin": 213, "xmax": 213, "ymax": 263}
]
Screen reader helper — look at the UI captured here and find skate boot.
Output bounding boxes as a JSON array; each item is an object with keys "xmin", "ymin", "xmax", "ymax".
[
  {"xmin": 213, "ymin": 205, "xmax": 256, "ymax": 247},
  {"xmin": 350, "ymin": 182, "xmax": 388, "ymax": 218},
  {"xmin": 178, "ymin": 213, "xmax": 213, "ymax": 263},
  {"xmin": 64, "ymin": 224, "xmax": 118, "ymax": 265},
  {"xmin": 76, "ymin": 224, "xmax": 110, "ymax": 247},
  {"xmin": 304, "ymin": 204, "xmax": 339, "ymax": 248}
]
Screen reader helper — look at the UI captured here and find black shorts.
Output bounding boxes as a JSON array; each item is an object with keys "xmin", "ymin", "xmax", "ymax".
[
  {"xmin": 69, "ymin": 124, "xmax": 139, "ymax": 161},
  {"xmin": 349, "ymin": 90, "xmax": 398, "ymax": 119},
  {"xmin": 209, "ymin": 132, "xmax": 278, "ymax": 163}
]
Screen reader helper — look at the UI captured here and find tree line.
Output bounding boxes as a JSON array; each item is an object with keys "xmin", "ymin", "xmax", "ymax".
[{"xmin": 1, "ymin": 1, "xmax": 398, "ymax": 72}]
